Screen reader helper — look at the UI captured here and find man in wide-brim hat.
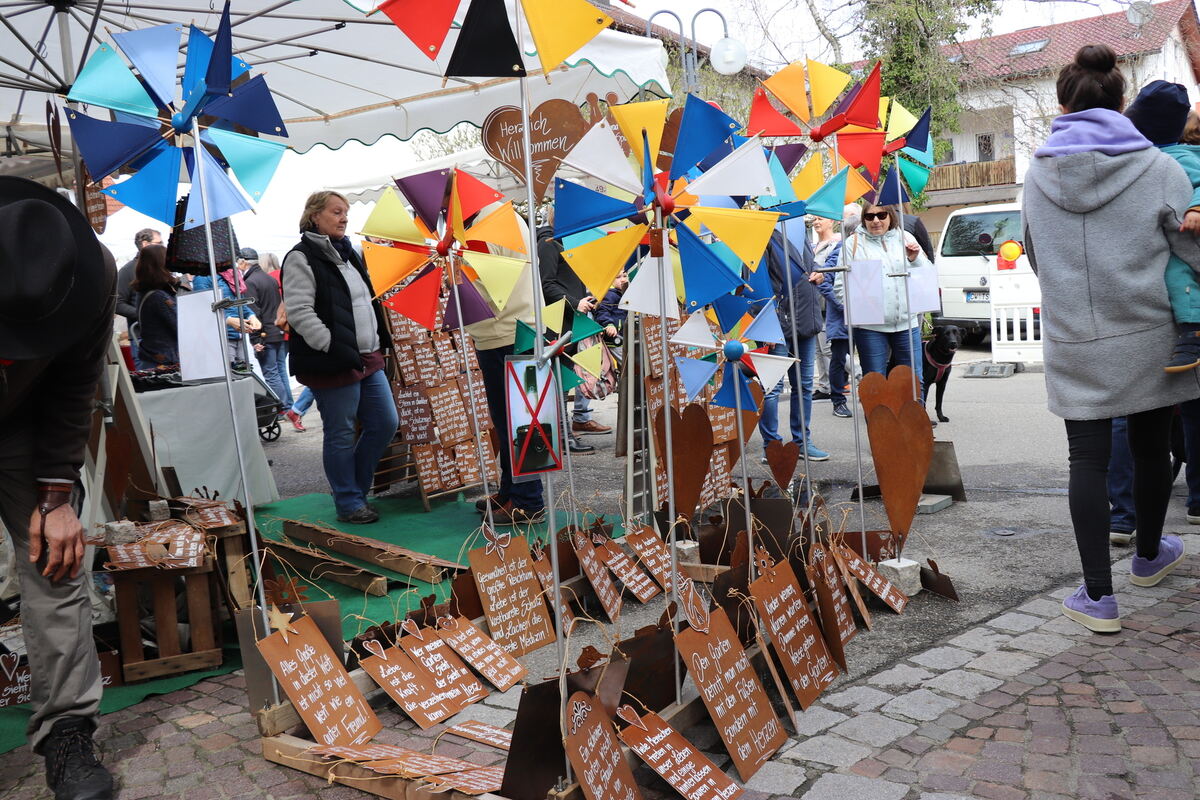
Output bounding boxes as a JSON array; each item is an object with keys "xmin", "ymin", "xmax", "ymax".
[{"xmin": 0, "ymin": 176, "xmax": 117, "ymax": 799}]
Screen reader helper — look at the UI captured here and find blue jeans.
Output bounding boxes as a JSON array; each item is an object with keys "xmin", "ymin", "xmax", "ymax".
[
  {"xmin": 1108, "ymin": 416, "xmax": 1135, "ymax": 533},
  {"xmin": 572, "ymin": 394, "xmax": 592, "ymax": 423},
  {"xmin": 255, "ymin": 341, "xmax": 291, "ymax": 411},
  {"xmin": 855, "ymin": 326, "xmax": 924, "ymax": 395},
  {"xmin": 1181, "ymin": 400, "xmax": 1200, "ymax": 509},
  {"xmin": 478, "ymin": 345, "xmax": 544, "ymax": 511},
  {"xmin": 293, "ymin": 387, "xmax": 315, "ymax": 415},
  {"xmin": 758, "ymin": 338, "xmax": 815, "ymax": 450},
  {"xmin": 310, "ymin": 369, "xmax": 399, "ymax": 516}
]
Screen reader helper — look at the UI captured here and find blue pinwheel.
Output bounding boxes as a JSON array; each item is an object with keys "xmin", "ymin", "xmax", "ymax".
[{"xmin": 64, "ymin": 1, "xmax": 287, "ymax": 229}]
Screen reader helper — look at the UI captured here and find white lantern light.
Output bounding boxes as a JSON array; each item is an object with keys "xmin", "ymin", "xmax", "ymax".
[{"xmin": 710, "ymin": 37, "xmax": 747, "ymax": 76}]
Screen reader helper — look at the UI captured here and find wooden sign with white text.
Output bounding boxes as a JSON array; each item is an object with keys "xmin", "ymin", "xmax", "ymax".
[
  {"xmin": 563, "ymin": 691, "xmax": 644, "ymax": 800},
  {"xmin": 468, "ymin": 533, "xmax": 555, "ymax": 656},
  {"xmin": 617, "ymin": 706, "xmax": 743, "ymax": 800}
]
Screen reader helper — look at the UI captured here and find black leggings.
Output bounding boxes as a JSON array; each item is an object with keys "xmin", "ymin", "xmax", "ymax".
[{"xmin": 1065, "ymin": 406, "xmax": 1173, "ymax": 598}]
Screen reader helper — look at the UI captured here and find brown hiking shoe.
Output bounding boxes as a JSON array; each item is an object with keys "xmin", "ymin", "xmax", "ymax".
[{"xmin": 572, "ymin": 420, "xmax": 612, "ymax": 435}]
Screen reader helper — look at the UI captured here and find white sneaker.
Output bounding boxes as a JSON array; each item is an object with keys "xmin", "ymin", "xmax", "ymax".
[{"xmin": 1109, "ymin": 530, "xmax": 1134, "ymax": 546}]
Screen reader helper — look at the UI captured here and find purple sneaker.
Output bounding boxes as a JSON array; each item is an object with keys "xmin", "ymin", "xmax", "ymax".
[
  {"xmin": 1130, "ymin": 534, "xmax": 1185, "ymax": 587},
  {"xmin": 1061, "ymin": 585, "xmax": 1121, "ymax": 633}
]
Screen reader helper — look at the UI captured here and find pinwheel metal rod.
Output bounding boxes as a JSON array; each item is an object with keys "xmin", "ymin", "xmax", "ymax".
[
  {"xmin": 732, "ymin": 367, "xmax": 756, "ymax": 586},
  {"xmin": 779, "ymin": 228, "xmax": 815, "ymax": 503},
  {"xmin": 894, "ymin": 170, "xmax": 922, "ymax": 404},
  {"xmin": 191, "ymin": 117, "xmax": 277, "ymax": 706}
]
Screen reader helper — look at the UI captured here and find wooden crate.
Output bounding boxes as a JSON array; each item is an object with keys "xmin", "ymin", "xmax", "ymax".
[{"xmin": 111, "ymin": 557, "xmax": 223, "ymax": 682}]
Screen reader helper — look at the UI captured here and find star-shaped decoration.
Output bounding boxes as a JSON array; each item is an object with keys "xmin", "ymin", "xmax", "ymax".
[{"xmin": 268, "ymin": 604, "xmax": 299, "ymax": 644}]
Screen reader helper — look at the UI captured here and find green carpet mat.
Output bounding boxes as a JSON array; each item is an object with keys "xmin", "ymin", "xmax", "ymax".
[{"xmin": 0, "ymin": 647, "xmax": 240, "ymax": 755}]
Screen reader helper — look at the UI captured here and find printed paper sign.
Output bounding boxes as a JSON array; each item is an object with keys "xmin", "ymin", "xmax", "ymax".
[
  {"xmin": 504, "ymin": 357, "xmax": 562, "ymax": 477},
  {"xmin": 845, "ymin": 258, "xmax": 885, "ymax": 327}
]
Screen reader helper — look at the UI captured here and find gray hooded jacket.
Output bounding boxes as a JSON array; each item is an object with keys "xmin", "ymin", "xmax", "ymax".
[{"xmin": 1023, "ymin": 146, "xmax": 1200, "ymax": 419}]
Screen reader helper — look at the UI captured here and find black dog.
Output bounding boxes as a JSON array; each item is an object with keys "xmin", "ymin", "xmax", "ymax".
[{"xmin": 923, "ymin": 325, "xmax": 963, "ymax": 423}]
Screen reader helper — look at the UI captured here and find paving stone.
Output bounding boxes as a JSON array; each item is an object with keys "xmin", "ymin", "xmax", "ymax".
[
  {"xmin": 830, "ymin": 711, "xmax": 917, "ymax": 748},
  {"xmin": 485, "ymin": 686, "xmax": 523, "ymax": 710},
  {"xmin": 783, "ymin": 734, "xmax": 873, "ymax": 767},
  {"xmin": 882, "ymin": 689, "xmax": 961, "ymax": 722},
  {"xmin": 1016, "ymin": 598, "xmax": 1065, "ymax": 618},
  {"xmin": 987, "ymin": 612, "xmax": 1044, "ymax": 633},
  {"xmin": 924, "ymin": 669, "xmax": 1004, "ymax": 700},
  {"xmin": 791, "ymin": 705, "xmax": 848, "ymax": 736},
  {"xmin": 965, "ymin": 651, "xmax": 1041, "ymax": 678},
  {"xmin": 739, "ymin": 760, "xmax": 807, "ymax": 794},
  {"xmin": 1007, "ymin": 631, "xmax": 1075, "ymax": 656},
  {"xmin": 823, "ymin": 685, "xmax": 893, "ymax": 712},
  {"xmin": 867, "ymin": 664, "xmax": 933, "ymax": 688},
  {"xmin": 448, "ymin": 703, "xmax": 516, "ymax": 727},
  {"xmin": 919, "ymin": 794, "xmax": 974, "ymax": 800},
  {"xmin": 799, "ymin": 771, "xmax": 908, "ymax": 800},
  {"xmin": 1047, "ymin": 586, "xmax": 1074, "ymax": 600},
  {"xmin": 911, "ymin": 646, "xmax": 975, "ymax": 671},
  {"xmin": 947, "ymin": 628, "xmax": 1014, "ymax": 653}
]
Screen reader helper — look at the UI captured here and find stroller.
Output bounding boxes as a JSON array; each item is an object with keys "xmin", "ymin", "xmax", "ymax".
[{"xmin": 237, "ymin": 366, "xmax": 283, "ymax": 442}]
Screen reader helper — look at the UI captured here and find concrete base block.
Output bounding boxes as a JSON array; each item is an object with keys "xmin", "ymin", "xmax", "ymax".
[
  {"xmin": 878, "ymin": 557, "xmax": 922, "ymax": 597},
  {"xmin": 103, "ymin": 520, "xmax": 139, "ymax": 546},
  {"xmin": 674, "ymin": 540, "xmax": 699, "ymax": 563},
  {"xmin": 148, "ymin": 500, "xmax": 171, "ymax": 521},
  {"xmin": 917, "ymin": 494, "xmax": 953, "ymax": 514}
]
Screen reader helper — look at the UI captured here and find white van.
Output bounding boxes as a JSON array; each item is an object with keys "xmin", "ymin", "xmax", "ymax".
[{"xmin": 932, "ymin": 202, "xmax": 1039, "ymax": 344}]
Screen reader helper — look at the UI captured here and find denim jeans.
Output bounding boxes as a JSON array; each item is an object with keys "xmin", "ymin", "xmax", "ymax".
[
  {"xmin": 855, "ymin": 326, "xmax": 924, "ymax": 395},
  {"xmin": 255, "ymin": 341, "xmax": 291, "ymax": 411},
  {"xmin": 829, "ymin": 338, "xmax": 849, "ymax": 403},
  {"xmin": 309, "ymin": 369, "xmax": 399, "ymax": 515},
  {"xmin": 278, "ymin": 342, "xmax": 295, "ymax": 408},
  {"xmin": 293, "ymin": 387, "xmax": 315, "ymax": 416},
  {"xmin": 1181, "ymin": 399, "xmax": 1200, "ymax": 509},
  {"xmin": 477, "ymin": 345, "xmax": 544, "ymax": 511},
  {"xmin": 572, "ymin": 393, "xmax": 592, "ymax": 423},
  {"xmin": 758, "ymin": 338, "xmax": 815, "ymax": 450},
  {"xmin": 1108, "ymin": 416, "xmax": 1135, "ymax": 533}
]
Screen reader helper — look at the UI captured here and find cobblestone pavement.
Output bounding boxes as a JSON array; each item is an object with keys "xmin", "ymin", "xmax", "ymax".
[{"xmin": 2, "ymin": 538, "xmax": 1197, "ymax": 800}]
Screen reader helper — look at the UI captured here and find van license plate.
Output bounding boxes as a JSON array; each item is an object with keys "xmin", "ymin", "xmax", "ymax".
[{"xmin": 965, "ymin": 291, "xmax": 990, "ymax": 303}]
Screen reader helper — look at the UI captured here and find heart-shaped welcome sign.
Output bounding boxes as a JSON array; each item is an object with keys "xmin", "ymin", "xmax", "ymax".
[{"xmin": 482, "ymin": 99, "xmax": 590, "ymax": 203}]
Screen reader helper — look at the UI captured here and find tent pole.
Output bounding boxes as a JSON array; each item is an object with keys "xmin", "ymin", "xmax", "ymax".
[
  {"xmin": 192, "ymin": 117, "xmax": 277, "ymax": 706},
  {"xmin": 53, "ymin": 9, "xmax": 84, "ymax": 209}
]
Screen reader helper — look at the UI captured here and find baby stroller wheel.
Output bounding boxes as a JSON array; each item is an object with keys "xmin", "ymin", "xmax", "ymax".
[{"xmin": 260, "ymin": 420, "xmax": 282, "ymax": 442}]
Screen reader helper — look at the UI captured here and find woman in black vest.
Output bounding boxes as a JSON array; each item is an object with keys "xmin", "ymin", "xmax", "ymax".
[{"xmin": 281, "ymin": 191, "xmax": 396, "ymax": 524}]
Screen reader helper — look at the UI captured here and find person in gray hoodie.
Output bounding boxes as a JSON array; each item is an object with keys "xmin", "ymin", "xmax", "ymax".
[{"xmin": 1023, "ymin": 44, "xmax": 1197, "ymax": 633}]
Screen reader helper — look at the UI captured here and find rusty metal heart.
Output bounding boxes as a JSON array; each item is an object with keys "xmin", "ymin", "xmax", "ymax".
[
  {"xmin": 764, "ymin": 440, "xmax": 800, "ymax": 491},
  {"xmin": 866, "ymin": 400, "xmax": 934, "ymax": 537},
  {"xmin": 654, "ymin": 404, "xmax": 714, "ymax": 520},
  {"xmin": 363, "ymin": 639, "xmax": 387, "ymax": 661},
  {"xmin": 482, "ymin": 99, "xmax": 590, "ymax": 203},
  {"xmin": 615, "ymin": 704, "xmax": 648, "ymax": 730},
  {"xmin": 0, "ymin": 652, "xmax": 18, "ymax": 681},
  {"xmin": 859, "ymin": 364, "xmax": 919, "ymax": 417}
]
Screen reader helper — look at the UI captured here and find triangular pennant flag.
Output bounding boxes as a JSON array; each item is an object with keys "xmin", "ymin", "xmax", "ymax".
[
  {"xmin": 791, "ymin": 154, "xmax": 826, "ymax": 200},
  {"xmin": 514, "ymin": 319, "xmax": 538, "ymax": 353},
  {"xmin": 561, "ymin": 224, "xmax": 648, "ymax": 299},
  {"xmin": 396, "ymin": 169, "xmax": 451, "ymax": 231},
  {"xmin": 805, "ymin": 166, "xmax": 850, "ymax": 221},
  {"xmin": 743, "ymin": 299, "xmax": 786, "ymax": 345},
  {"xmin": 203, "ymin": 75, "xmax": 288, "ymax": 137},
  {"xmin": 757, "ymin": 153, "xmax": 799, "ymax": 209},
  {"xmin": 672, "ymin": 94, "xmax": 743, "ymax": 180},
  {"xmin": 902, "ymin": 137, "xmax": 935, "ymax": 168},
  {"xmin": 806, "ymin": 59, "xmax": 852, "ymax": 116},
  {"xmin": 676, "ymin": 223, "xmax": 745, "ymax": 310},
  {"xmin": 101, "ymin": 143, "xmax": 181, "ymax": 226},
  {"xmin": 844, "ymin": 62, "xmax": 882, "ymax": 129},
  {"xmin": 905, "ymin": 107, "xmax": 932, "ymax": 154},
  {"xmin": 68, "ymin": 43, "xmax": 159, "ymax": 117},
  {"xmin": 683, "ymin": 138, "xmax": 775, "ymax": 197},
  {"xmin": 543, "ymin": 297, "xmax": 567, "ymax": 334},
  {"xmin": 443, "ymin": 274, "xmax": 495, "ymax": 330},
  {"xmin": 832, "ymin": 79, "xmax": 862, "ymax": 118},
  {"xmin": 609, "ymin": 99, "xmax": 669, "ymax": 169},
  {"xmin": 205, "ymin": 0, "xmax": 234, "ymax": 96},
  {"xmin": 747, "ymin": 86, "xmax": 805, "ymax": 137},
  {"xmin": 563, "ymin": 228, "xmax": 606, "ymax": 251},
  {"xmin": 454, "ymin": 169, "xmax": 506, "ymax": 222},
  {"xmin": 570, "ymin": 342, "xmax": 605, "ymax": 379},
  {"xmin": 358, "ymin": 187, "xmax": 424, "ymax": 245},
  {"xmin": 675, "ymin": 356, "xmax": 720, "ymax": 401},
  {"xmin": 558, "ymin": 362, "xmax": 585, "ymax": 391},
  {"xmin": 687, "ymin": 207, "xmax": 781, "ymax": 271},
  {"xmin": 520, "ymin": 0, "xmax": 612, "ymax": 74},
  {"xmin": 552, "ymin": 179, "xmax": 638, "ymax": 237},
  {"xmin": 570, "ymin": 306, "xmax": 605, "ymax": 340},
  {"xmin": 712, "ymin": 293, "xmax": 753, "ymax": 335},
  {"xmin": 762, "ymin": 62, "xmax": 810, "ymax": 122},
  {"xmin": 771, "ymin": 142, "xmax": 809, "ymax": 174},
  {"xmin": 462, "ymin": 251, "xmax": 526, "ymax": 310},
  {"xmin": 898, "ymin": 157, "xmax": 932, "ymax": 197},
  {"xmin": 380, "ymin": 0, "xmax": 459, "ymax": 59},
  {"xmin": 845, "ymin": 167, "xmax": 874, "ymax": 203},
  {"xmin": 877, "ymin": 166, "xmax": 910, "ymax": 206},
  {"xmin": 619, "ymin": 256, "xmax": 679, "ymax": 318},
  {"xmin": 180, "ymin": 25, "xmax": 250, "ymax": 109},
  {"xmin": 671, "ymin": 311, "xmax": 718, "ymax": 349},
  {"xmin": 711, "ymin": 362, "xmax": 758, "ymax": 411},
  {"xmin": 65, "ymin": 110, "xmax": 161, "ymax": 181},
  {"xmin": 837, "ymin": 131, "xmax": 886, "ymax": 181},
  {"xmin": 183, "ymin": 145, "xmax": 253, "ymax": 229},
  {"xmin": 112, "ymin": 23, "xmax": 182, "ymax": 109},
  {"xmin": 383, "ymin": 266, "xmax": 443, "ymax": 330},
  {"xmin": 743, "ymin": 249, "xmax": 775, "ymax": 301},
  {"xmin": 844, "ymin": 96, "xmax": 887, "ymax": 133},
  {"xmin": 886, "ymin": 99, "xmax": 920, "ymax": 142},
  {"xmin": 362, "ymin": 241, "xmax": 429, "ymax": 297},
  {"xmin": 561, "ymin": 120, "xmax": 642, "ymax": 194},
  {"xmin": 698, "ymin": 134, "xmax": 747, "ymax": 172},
  {"xmin": 747, "ymin": 351, "xmax": 796, "ymax": 393},
  {"xmin": 466, "ymin": 201, "xmax": 527, "ymax": 253},
  {"xmin": 205, "ymin": 128, "xmax": 286, "ymax": 202},
  {"xmin": 446, "ymin": 0, "xmax": 526, "ymax": 77}
]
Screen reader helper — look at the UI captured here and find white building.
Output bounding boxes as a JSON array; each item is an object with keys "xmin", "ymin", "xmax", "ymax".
[{"xmin": 921, "ymin": 0, "xmax": 1200, "ymax": 237}]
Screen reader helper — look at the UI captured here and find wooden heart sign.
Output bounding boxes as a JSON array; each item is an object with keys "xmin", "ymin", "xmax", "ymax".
[
  {"xmin": 482, "ymin": 99, "xmax": 590, "ymax": 203},
  {"xmin": 654, "ymin": 404, "xmax": 714, "ymax": 519},
  {"xmin": 859, "ymin": 364, "xmax": 919, "ymax": 417},
  {"xmin": 866, "ymin": 400, "xmax": 934, "ymax": 537},
  {"xmin": 764, "ymin": 440, "xmax": 800, "ymax": 491}
]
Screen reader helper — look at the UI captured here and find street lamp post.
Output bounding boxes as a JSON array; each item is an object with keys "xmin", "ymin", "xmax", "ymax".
[{"xmin": 645, "ymin": 8, "xmax": 747, "ymax": 93}]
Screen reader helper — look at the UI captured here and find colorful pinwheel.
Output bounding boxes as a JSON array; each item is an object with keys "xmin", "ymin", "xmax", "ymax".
[{"xmin": 63, "ymin": 1, "xmax": 287, "ymax": 229}]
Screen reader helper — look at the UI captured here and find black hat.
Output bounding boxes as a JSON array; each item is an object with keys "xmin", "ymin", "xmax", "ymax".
[
  {"xmin": 1125, "ymin": 80, "xmax": 1190, "ymax": 146},
  {"xmin": 0, "ymin": 177, "xmax": 110, "ymax": 360},
  {"xmin": 238, "ymin": 247, "xmax": 259, "ymax": 262}
]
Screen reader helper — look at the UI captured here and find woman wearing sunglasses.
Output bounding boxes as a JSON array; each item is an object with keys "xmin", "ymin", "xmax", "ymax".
[{"xmin": 834, "ymin": 203, "xmax": 930, "ymax": 391}]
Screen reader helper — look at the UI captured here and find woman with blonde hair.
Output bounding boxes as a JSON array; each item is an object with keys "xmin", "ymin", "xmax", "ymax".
[{"xmin": 281, "ymin": 191, "xmax": 397, "ymax": 523}]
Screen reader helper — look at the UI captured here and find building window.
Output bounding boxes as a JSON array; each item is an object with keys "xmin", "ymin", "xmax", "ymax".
[
  {"xmin": 977, "ymin": 133, "xmax": 995, "ymax": 162},
  {"xmin": 1010, "ymin": 39, "xmax": 1049, "ymax": 55}
]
